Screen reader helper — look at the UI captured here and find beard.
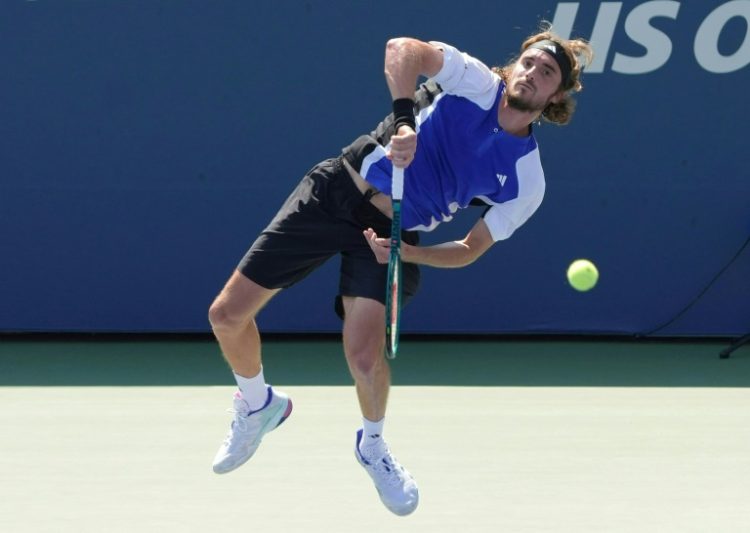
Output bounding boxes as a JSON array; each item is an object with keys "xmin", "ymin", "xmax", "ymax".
[
  {"xmin": 507, "ymin": 82, "xmax": 549, "ymax": 113},
  {"xmin": 506, "ymin": 85, "xmax": 548, "ymax": 113}
]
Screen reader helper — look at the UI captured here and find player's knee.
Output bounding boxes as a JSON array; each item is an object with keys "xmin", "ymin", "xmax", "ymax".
[
  {"xmin": 208, "ymin": 299, "xmax": 245, "ymax": 334},
  {"xmin": 345, "ymin": 345, "xmax": 384, "ymax": 381}
]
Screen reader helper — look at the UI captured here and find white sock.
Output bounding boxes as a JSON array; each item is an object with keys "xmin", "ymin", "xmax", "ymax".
[
  {"xmin": 360, "ymin": 417, "xmax": 385, "ymax": 451},
  {"xmin": 233, "ymin": 367, "xmax": 268, "ymax": 411}
]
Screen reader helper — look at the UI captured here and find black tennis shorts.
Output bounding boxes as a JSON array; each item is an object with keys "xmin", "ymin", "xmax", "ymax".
[{"xmin": 238, "ymin": 157, "xmax": 420, "ymax": 319}]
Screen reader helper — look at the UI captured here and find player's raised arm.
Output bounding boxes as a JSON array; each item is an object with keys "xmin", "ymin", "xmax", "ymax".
[
  {"xmin": 384, "ymin": 38, "xmax": 444, "ymax": 99},
  {"xmin": 384, "ymin": 39, "xmax": 443, "ymax": 168}
]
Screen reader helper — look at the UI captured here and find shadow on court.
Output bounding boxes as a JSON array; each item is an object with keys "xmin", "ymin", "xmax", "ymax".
[{"xmin": 1, "ymin": 335, "xmax": 747, "ymax": 387}]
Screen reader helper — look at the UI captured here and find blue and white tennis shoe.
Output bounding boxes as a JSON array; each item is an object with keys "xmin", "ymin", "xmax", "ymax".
[
  {"xmin": 212, "ymin": 387, "xmax": 292, "ymax": 474},
  {"xmin": 355, "ymin": 429, "xmax": 419, "ymax": 516}
]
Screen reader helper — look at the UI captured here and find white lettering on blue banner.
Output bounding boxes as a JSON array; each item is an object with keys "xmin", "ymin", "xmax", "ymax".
[{"xmin": 552, "ymin": 1, "xmax": 750, "ymax": 74}]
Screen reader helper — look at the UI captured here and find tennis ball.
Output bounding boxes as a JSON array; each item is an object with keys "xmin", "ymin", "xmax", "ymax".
[{"xmin": 567, "ymin": 259, "xmax": 598, "ymax": 291}]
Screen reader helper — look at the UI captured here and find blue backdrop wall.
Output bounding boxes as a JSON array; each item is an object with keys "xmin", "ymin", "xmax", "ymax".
[{"xmin": 2, "ymin": 0, "xmax": 748, "ymax": 335}]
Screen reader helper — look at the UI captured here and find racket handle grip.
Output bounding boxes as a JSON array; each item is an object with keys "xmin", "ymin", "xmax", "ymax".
[{"xmin": 392, "ymin": 166, "xmax": 404, "ymax": 200}]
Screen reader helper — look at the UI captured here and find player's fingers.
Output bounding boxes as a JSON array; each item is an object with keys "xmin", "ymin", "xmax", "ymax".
[
  {"xmin": 390, "ymin": 131, "xmax": 417, "ymax": 159},
  {"xmin": 362, "ymin": 229, "xmax": 390, "ymax": 263},
  {"xmin": 391, "ymin": 137, "xmax": 417, "ymax": 154},
  {"xmin": 387, "ymin": 151, "xmax": 414, "ymax": 168},
  {"xmin": 363, "ymin": 228, "xmax": 385, "ymax": 247}
]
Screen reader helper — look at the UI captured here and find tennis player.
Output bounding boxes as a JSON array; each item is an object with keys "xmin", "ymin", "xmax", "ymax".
[{"xmin": 208, "ymin": 28, "xmax": 593, "ymax": 516}]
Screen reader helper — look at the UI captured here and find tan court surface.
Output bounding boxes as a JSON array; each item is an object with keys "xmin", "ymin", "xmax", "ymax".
[{"xmin": 0, "ymin": 338, "xmax": 748, "ymax": 532}]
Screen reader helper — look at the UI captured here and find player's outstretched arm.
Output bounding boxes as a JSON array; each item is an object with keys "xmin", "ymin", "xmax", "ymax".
[
  {"xmin": 403, "ymin": 218, "xmax": 495, "ymax": 268},
  {"xmin": 363, "ymin": 218, "xmax": 495, "ymax": 269}
]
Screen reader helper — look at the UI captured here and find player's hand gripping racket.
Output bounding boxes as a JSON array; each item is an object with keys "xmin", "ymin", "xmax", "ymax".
[{"xmin": 385, "ymin": 166, "xmax": 404, "ymax": 359}]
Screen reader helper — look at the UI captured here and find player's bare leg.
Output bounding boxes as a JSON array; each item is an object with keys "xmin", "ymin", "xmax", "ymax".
[
  {"xmin": 208, "ymin": 270, "xmax": 292, "ymax": 474},
  {"xmin": 342, "ymin": 296, "xmax": 419, "ymax": 516},
  {"xmin": 209, "ymin": 269, "xmax": 278, "ymax": 377},
  {"xmin": 341, "ymin": 296, "xmax": 390, "ymax": 420}
]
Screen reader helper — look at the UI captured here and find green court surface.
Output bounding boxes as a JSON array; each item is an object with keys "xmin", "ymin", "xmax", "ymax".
[
  {"xmin": 1, "ymin": 335, "xmax": 748, "ymax": 387},
  {"xmin": 1, "ymin": 337, "xmax": 748, "ymax": 532}
]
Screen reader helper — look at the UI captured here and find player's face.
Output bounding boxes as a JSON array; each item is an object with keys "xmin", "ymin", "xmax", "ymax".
[{"xmin": 506, "ymin": 48, "xmax": 563, "ymax": 112}]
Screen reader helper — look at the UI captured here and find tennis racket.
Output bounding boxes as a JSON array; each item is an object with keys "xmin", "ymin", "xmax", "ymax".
[{"xmin": 385, "ymin": 165, "xmax": 404, "ymax": 359}]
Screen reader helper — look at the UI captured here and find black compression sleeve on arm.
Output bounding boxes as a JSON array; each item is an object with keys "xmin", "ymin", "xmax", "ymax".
[{"xmin": 392, "ymin": 98, "xmax": 416, "ymax": 132}]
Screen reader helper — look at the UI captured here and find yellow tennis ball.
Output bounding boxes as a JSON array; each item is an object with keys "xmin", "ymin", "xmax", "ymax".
[{"xmin": 567, "ymin": 259, "xmax": 598, "ymax": 291}]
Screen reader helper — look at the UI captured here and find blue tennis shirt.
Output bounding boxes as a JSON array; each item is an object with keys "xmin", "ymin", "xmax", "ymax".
[{"xmin": 342, "ymin": 42, "xmax": 546, "ymax": 241}]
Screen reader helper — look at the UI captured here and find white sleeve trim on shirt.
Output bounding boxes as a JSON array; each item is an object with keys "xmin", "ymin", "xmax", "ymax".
[
  {"xmin": 429, "ymin": 41, "xmax": 500, "ymax": 111},
  {"xmin": 482, "ymin": 148, "xmax": 546, "ymax": 241}
]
